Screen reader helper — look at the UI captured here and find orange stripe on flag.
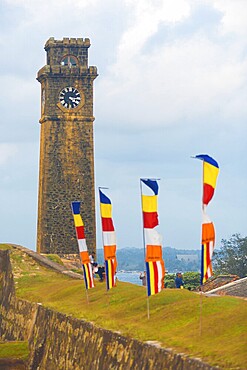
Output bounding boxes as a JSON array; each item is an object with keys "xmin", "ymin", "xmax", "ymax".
[
  {"xmin": 80, "ymin": 251, "xmax": 90, "ymax": 264},
  {"xmin": 202, "ymin": 222, "xmax": 215, "ymax": 244},
  {"xmin": 104, "ymin": 245, "xmax": 117, "ymax": 272},
  {"xmin": 146, "ymin": 245, "xmax": 163, "ymax": 262}
]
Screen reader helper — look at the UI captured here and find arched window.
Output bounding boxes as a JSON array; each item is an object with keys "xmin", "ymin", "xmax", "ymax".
[{"xmin": 61, "ymin": 55, "xmax": 78, "ymax": 67}]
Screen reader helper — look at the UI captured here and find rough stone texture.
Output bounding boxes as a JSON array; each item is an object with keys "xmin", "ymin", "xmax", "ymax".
[
  {"xmin": 206, "ymin": 277, "xmax": 247, "ymax": 298},
  {"xmin": 0, "ymin": 249, "xmax": 15, "ymax": 307},
  {"xmin": 0, "ymin": 358, "xmax": 27, "ymax": 370},
  {"xmin": 36, "ymin": 37, "xmax": 98, "ymax": 255},
  {"xmin": 0, "ymin": 250, "xmax": 37, "ymax": 342},
  {"xmin": 197, "ymin": 275, "xmax": 240, "ymax": 292},
  {"xmin": 0, "ymin": 250, "xmax": 219, "ymax": 370},
  {"xmin": 28, "ymin": 305, "xmax": 218, "ymax": 370}
]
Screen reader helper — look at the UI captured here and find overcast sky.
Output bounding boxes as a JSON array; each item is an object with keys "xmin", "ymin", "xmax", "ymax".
[{"xmin": 0, "ymin": 0, "xmax": 246, "ymax": 252}]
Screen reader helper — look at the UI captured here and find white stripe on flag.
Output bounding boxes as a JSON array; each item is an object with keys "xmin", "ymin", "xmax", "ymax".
[
  {"xmin": 157, "ymin": 261, "xmax": 163, "ymax": 292},
  {"xmin": 78, "ymin": 238, "xmax": 87, "ymax": 252},
  {"xmin": 144, "ymin": 228, "xmax": 162, "ymax": 246},
  {"xmin": 202, "ymin": 209, "xmax": 212, "ymax": 224},
  {"xmin": 88, "ymin": 264, "xmax": 95, "ymax": 288},
  {"xmin": 209, "ymin": 240, "xmax": 214, "ymax": 258},
  {"xmin": 103, "ymin": 231, "xmax": 116, "ymax": 246}
]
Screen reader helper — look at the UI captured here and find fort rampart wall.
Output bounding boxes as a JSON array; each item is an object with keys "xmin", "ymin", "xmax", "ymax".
[{"xmin": 0, "ymin": 250, "xmax": 218, "ymax": 370}]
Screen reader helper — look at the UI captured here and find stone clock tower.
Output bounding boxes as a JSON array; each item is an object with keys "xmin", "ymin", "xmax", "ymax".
[{"xmin": 36, "ymin": 37, "xmax": 98, "ymax": 255}]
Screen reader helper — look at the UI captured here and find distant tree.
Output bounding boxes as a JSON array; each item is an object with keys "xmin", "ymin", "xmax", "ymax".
[
  {"xmin": 164, "ymin": 273, "xmax": 176, "ymax": 288},
  {"xmin": 213, "ymin": 234, "xmax": 247, "ymax": 278},
  {"xmin": 164, "ymin": 272, "xmax": 200, "ymax": 290},
  {"xmin": 183, "ymin": 272, "xmax": 200, "ymax": 290}
]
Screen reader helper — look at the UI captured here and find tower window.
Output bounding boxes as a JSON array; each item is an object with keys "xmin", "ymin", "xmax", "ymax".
[{"xmin": 61, "ymin": 55, "xmax": 78, "ymax": 67}]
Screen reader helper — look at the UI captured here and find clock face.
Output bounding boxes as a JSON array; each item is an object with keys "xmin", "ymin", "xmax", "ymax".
[{"xmin": 59, "ymin": 87, "xmax": 81, "ymax": 109}]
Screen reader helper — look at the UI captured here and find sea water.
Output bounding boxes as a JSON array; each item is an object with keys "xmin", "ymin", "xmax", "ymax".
[{"xmin": 116, "ymin": 271, "xmax": 142, "ymax": 286}]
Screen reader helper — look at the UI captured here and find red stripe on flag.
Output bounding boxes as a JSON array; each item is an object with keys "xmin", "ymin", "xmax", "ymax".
[
  {"xmin": 206, "ymin": 242, "xmax": 210, "ymax": 271},
  {"xmin": 143, "ymin": 212, "xmax": 158, "ymax": 228},
  {"xmin": 111, "ymin": 259, "xmax": 115, "ymax": 287},
  {"xmin": 76, "ymin": 226, "xmax": 85, "ymax": 239},
  {"xmin": 101, "ymin": 217, "xmax": 114, "ymax": 232},
  {"xmin": 86, "ymin": 263, "xmax": 93, "ymax": 288},
  {"xmin": 203, "ymin": 184, "xmax": 215, "ymax": 205},
  {"xmin": 153, "ymin": 262, "xmax": 159, "ymax": 294}
]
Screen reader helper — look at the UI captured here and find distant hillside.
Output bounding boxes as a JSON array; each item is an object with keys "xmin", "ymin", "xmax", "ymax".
[{"xmin": 96, "ymin": 247, "xmax": 200, "ymax": 273}]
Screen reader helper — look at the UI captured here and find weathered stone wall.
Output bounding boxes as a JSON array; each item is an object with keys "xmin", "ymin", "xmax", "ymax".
[
  {"xmin": 36, "ymin": 37, "xmax": 97, "ymax": 255},
  {"xmin": 0, "ymin": 250, "xmax": 37, "ymax": 341},
  {"xmin": 0, "ymin": 358, "xmax": 27, "ymax": 370},
  {"xmin": 28, "ymin": 305, "xmax": 218, "ymax": 370},
  {"xmin": 207, "ymin": 277, "xmax": 247, "ymax": 298},
  {"xmin": 0, "ymin": 250, "xmax": 218, "ymax": 370}
]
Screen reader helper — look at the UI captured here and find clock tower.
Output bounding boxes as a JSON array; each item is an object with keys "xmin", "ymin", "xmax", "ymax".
[{"xmin": 36, "ymin": 37, "xmax": 98, "ymax": 255}]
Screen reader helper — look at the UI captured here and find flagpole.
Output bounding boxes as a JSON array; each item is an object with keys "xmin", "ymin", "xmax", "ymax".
[
  {"xmin": 85, "ymin": 288, "xmax": 89, "ymax": 304},
  {"xmin": 140, "ymin": 179, "xmax": 150, "ymax": 320},
  {"xmin": 98, "ymin": 187, "xmax": 108, "ymax": 293},
  {"xmin": 199, "ymin": 161, "xmax": 205, "ymax": 337}
]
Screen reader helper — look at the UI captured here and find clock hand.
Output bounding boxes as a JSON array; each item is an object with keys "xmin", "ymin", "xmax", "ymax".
[{"xmin": 69, "ymin": 97, "xmax": 78, "ymax": 102}]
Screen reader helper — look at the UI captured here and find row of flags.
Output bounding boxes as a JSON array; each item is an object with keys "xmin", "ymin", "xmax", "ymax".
[{"xmin": 71, "ymin": 154, "xmax": 219, "ymax": 297}]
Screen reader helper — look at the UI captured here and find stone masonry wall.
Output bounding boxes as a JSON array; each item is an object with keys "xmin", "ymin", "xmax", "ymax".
[
  {"xmin": 0, "ymin": 250, "xmax": 37, "ymax": 341},
  {"xmin": 207, "ymin": 277, "xmax": 247, "ymax": 298},
  {"xmin": 0, "ymin": 250, "xmax": 218, "ymax": 370}
]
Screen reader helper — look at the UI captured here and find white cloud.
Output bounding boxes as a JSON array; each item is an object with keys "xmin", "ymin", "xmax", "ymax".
[
  {"xmin": 0, "ymin": 143, "xmax": 18, "ymax": 166},
  {"xmin": 212, "ymin": 0, "xmax": 247, "ymax": 37},
  {"xmin": 98, "ymin": 32, "xmax": 247, "ymax": 128}
]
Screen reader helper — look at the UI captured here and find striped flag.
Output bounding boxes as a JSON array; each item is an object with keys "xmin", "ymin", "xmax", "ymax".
[
  {"xmin": 71, "ymin": 201, "xmax": 94, "ymax": 289},
  {"xmin": 194, "ymin": 154, "xmax": 219, "ymax": 284},
  {"xmin": 201, "ymin": 210, "xmax": 215, "ymax": 284},
  {"xmin": 99, "ymin": 189, "xmax": 117, "ymax": 290},
  {"xmin": 141, "ymin": 179, "xmax": 165, "ymax": 296},
  {"xmin": 195, "ymin": 154, "xmax": 219, "ymax": 206}
]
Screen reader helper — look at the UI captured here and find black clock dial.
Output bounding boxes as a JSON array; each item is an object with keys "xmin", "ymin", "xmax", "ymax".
[{"xmin": 59, "ymin": 87, "xmax": 81, "ymax": 109}]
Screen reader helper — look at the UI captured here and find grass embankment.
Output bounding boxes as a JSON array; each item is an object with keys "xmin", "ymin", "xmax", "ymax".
[
  {"xmin": 1, "ymin": 244, "xmax": 246, "ymax": 369},
  {"xmin": 0, "ymin": 341, "xmax": 29, "ymax": 360}
]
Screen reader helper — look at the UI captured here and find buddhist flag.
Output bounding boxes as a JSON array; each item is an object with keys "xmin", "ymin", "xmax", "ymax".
[
  {"xmin": 193, "ymin": 154, "xmax": 219, "ymax": 284},
  {"xmin": 99, "ymin": 189, "xmax": 117, "ymax": 290},
  {"xmin": 201, "ymin": 210, "xmax": 215, "ymax": 284},
  {"xmin": 71, "ymin": 201, "xmax": 94, "ymax": 290},
  {"xmin": 194, "ymin": 154, "xmax": 219, "ymax": 206},
  {"xmin": 141, "ymin": 179, "xmax": 165, "ymax": 296}
]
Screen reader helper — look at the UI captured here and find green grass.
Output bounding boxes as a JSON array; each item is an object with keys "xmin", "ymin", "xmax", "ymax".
[
  {"xmin": 0, "ymin": 341, "xmax": 29, "ymax": 360},
  {"xmin": 45, "ymin": 254, "xmax": 64, "ymax": 265},
  {"xmin": 2, "ymin": 244, "xmax": 247, "ymax": 369},
  {"xmin": 0, "ymin": 244, "xmax": 12, "ymax": 250}
]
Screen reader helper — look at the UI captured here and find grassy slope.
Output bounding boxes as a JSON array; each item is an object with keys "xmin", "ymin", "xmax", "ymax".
[
  {"xmin": 1, "ymin": 244, "xmax": 246, "ymax": 369},
  {"xmin": 0, "ymin": 342, "xmax": 29, "ymax": 360}
]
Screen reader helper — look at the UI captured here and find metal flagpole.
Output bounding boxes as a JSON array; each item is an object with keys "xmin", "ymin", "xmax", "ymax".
[
  {"xmin": 191, "ymin": 155, "xmax": 204, "ymax": 336},
  {"xmin": 140, "ymin": 179, "xmax": 150, "ymax": 320},
  {"xmin": 85, "ymin": 288, "xmax": 89, "ymax": 304},
  {"xmin": 98, "ymin": 187, "xmax": 110, "ymax": 295},
  {"xmin": 199, "ymin": 161, "xmax": 205, "ymax": 337}
]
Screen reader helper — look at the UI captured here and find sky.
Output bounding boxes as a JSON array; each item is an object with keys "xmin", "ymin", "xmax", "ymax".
[{"xmin": 0, "ymin": 0, "xmax": 246, "ymax": 252}]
